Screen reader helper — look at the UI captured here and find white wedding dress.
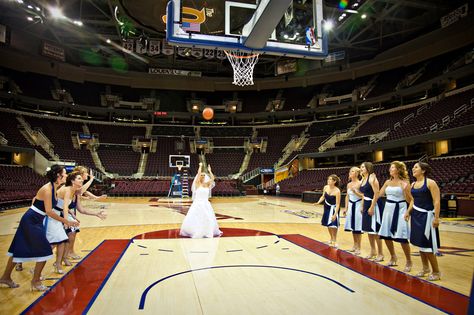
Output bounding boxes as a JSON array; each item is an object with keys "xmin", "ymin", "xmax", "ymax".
[{"xmin": 180, "ymin": 186, "xmax": 223, "ymax": 238}]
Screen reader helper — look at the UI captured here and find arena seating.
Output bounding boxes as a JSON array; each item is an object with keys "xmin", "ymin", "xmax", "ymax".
[
  {"xmin": 276, "ymin": 156, "xmax": 473, "ymax": 196},
  {"xmin": 206, "ymin": 149, "xmax": 245, "ymax": 177},
  {"xmin": 88, "ymin": 124, "xmax": 145, "ymax": 144},
  {"xmin": 247, "ymin": 126, "xmax": 306, "ymax": 170},
  {"xmin": 98, "ymin": 146, "xmax": 140, "ymax": 176},
  {"xmin": 152, "ymin": 126, "xmax": 195, "ymax": 137},
  {"xmin": 0, "ymin": 112, "xmax": 35, "ymax": 149},
  {"xmin": 59, "ymin": 80, "xmax": 102, "ymax": 107},
  {"xmin": 385, "ymin": 89, "xmax": 474, "ymax": 142},
  {"xmin": 109, "ymin": 178, "xmax": 240, "ymax": 196},
  {"xmin": 0, "ymin": 165, "xmax": 44, "ymax": 207},
  {"xmin": 307, "ymin": 117, "xmax": 359, "ymax": 137},
  {"xmin": 144, "ymin": 137, "xmax": 199, "ymax": 177},
  {"xmin": 201, "ymin": 127, "xmax": 252, "ymax": 137},
  {"xmin": 25, "ymin": 116, "xmax": 95, "ymax": 168},
  {"xmin": 212, "ymin": 137, "xmax": 245, "ymax": 146}
]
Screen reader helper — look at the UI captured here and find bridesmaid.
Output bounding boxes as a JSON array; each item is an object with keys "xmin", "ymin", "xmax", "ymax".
[
  {"xmin": 343, "ymin": 167, "xmax": 363, "ymax": 255},
  {"xmin": 360, "ymin": 162, "xmax": 384, "ymax": 261},
  {"xmin": 378, "ymin": 161, "xmax": 412, "ymax": 272},
  {"xmin": 404, "ymin": 162, "xmax": 441, "ymax": 281},
  {"xmin": 315, "ymin": 175, "xmax": 341, "ymax": 248},
  {"xmin": 0, "ymin": 165, "xmax": 77, "ymax": 291}
]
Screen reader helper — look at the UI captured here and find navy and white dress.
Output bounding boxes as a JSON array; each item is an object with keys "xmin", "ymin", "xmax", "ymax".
[
  {"xmin": 7, "ymin": 184, "xmax": 55, "ymax": 263},
  {"xmin": 379, "ymin": 186, "xmax": 410, "ymax": 243},
  {"xmin": 410, "ymin": 178, "xmax": 440, "ymax": 253},
  {"xmin": 344, "ymin": 189, "xmax": 363, "ymax": 234},
  {"xmin": 360, "ymin": 178, "xmax": 384, "ymax": 234},
  {"xmin": 64, "ymin": 195, "xmax": 80, "ymax": 234},
  {"xmin": 44, "ymin": 198, "xmax": 69, "ymax": 245},
  {"xmin": 321, "ymin": 192, "xmax": 339, "ymax": 229}
]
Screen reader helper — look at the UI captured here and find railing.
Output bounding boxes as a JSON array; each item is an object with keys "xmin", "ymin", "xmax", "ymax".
[{"xmin": 241, "ymin": 167, "xmax": 260, "ymax": 183}]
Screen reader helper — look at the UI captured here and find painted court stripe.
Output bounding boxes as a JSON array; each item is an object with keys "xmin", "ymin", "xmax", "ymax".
[
  {"xmin": 138, "ymin": 265, "xmax": 355, "ymax": 310},
  {"xmin": 20, "ymin": 229, "xmax": 470, "ymax": 314},
  {"xmin": 281, "ymin": 234, "xmax": 469, "ymax": 315},
  {"xmin": 22, "ymin": 240, "xmax": 130, "ymax": 315}
]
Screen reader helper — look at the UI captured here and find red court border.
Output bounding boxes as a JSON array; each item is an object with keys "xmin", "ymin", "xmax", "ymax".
[{"xmin": 22, "ymin": 228, "xmax": 469, "ymax": 315}]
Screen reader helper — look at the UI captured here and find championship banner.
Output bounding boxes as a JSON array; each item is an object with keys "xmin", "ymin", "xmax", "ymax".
[
  {"xmin": 177, "ymin": 47, "xmax": 188, "ymax": 57},
  {"xmin": 161, "ymin": 40, "xmax": 175, "ymax": 55},
  {"xmin": 147, "ymin": 39, "xmax": 160, "ymax": 56},
  {"xmin": 148, "ymin": 68, "xmax": 202, "ymax": 77},
  {"xmin": 204, "ymin": 49, "xmax": 215, "ymax": 59},
  {"xmin": 440, "ymin": 4, "xmax": 468, "ymax": 28},
  {"xmin": 191, "ymin": 47, "xmax": 203, "ymax": 59},
  {"xmin": 135, "ymin": 39, "xmax": 147, "ymax": 54},
  {"xmin": 216, "ymin": 50, "xmax": 226, "ymax": 60},
  {"xmin": 0, "ymin": 24, "xmax": 6, "ymax": 44},
  {"xmin": 276, "ymin": 59, "xmax": 297, "ymax": 75},
  {"xmin": 122, "ymin": 39, "xmax": 134, "ymax": 52},
  {"xmin": 41, "ymin": 41, "xmax": 65, "ymax": 62}
]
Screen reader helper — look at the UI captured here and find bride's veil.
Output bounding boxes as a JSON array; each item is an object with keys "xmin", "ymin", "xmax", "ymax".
[{"xmin": 191, "ymin": 173, "xmax": 215, "ymax": 200}]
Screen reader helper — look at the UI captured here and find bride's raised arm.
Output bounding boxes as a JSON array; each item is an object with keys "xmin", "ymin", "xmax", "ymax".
[{"xmin": 192, "ymin": 163, "xmax": 203, "ymax": 192}]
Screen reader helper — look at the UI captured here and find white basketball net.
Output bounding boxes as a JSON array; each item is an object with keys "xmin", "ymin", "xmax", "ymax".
[{"xmin": 224, "ymin": 50, "xmax": 260, "ymax": 86}]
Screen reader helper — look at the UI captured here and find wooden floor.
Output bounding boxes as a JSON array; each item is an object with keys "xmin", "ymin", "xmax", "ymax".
[{"xmin": 0, "ymin": 196, "xmax": 473, "ymax": 314}]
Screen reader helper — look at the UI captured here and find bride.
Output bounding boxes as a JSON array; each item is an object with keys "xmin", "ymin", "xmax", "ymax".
[{"xmin": 180, "ymin": 163, "xmax": 223, "ymax": 238}]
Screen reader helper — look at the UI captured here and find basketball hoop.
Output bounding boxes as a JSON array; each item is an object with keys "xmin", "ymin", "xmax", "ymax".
[{"xmin": 224, "ymin": 50, "xmax": 260, "ymax": 86}]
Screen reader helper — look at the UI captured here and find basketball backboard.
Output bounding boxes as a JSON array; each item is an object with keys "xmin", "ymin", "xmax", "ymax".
[
  {"xmin": 166, "ymin": 0, "xmax": 328, "ymax": 59},
  {"xmin": 169, "ymin": 155, "xmax": 190, "ymax": 168}
]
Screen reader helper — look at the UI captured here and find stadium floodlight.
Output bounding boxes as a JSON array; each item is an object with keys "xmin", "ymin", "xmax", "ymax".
[{"xmin": 48, "ymin": 7, "xmax": 65, "ymax": 19}]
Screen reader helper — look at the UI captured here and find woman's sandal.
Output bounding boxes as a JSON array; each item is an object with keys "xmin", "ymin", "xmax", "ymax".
[
  {"xmin": 374, "ymin": 255, "xmax": 384, "ymax": 262},
  {"xmin": 62, "ymin": 259, "xmax": 72, "ymax": 266},
  {"xmin": 415, "ymin": 269, "xmax": 430, "ymax": 277},
  {"xmin": 30, "ymin": 282, "xmax": 48, "ymax": 292},
  {"xmin": 387, "ymin": 260, "xmax": 398, "ymax": 267},
  {"xmin": 29, "ymin": 268, "xmax": 44, "ymax": 281},
  {"xmin": 404, "ymin": 262, "xmax": 413, "ymax": 272},
  {"xmin": 53, "ymin": 262, "xmax": 64, "ymax": 274},
  {"xmin": 428, "ymin": 273, "xmax": 441, "ymax": 281},
  {"xmin": 0, "ymin": 279, "xmax": 20, "ymax": 288}
]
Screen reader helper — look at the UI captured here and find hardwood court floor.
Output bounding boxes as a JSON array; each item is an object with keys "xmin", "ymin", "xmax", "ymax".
[{"xmin": 0, "ymin": 196, "xmax": 473, "ymax": 314}]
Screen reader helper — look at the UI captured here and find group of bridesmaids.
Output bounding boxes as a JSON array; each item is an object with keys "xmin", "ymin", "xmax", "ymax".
[
  {"xmin": 316, "ymin": 161, "xmax": 441, "ymax": 281},
  {"xmin": 0, "ymin": 165, "xmax": 106, "ymax": 291}
]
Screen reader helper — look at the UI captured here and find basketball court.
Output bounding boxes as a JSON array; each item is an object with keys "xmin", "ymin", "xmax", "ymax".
[
  {"xmin": 0, "ymin": 0, "xmax": 473, "ymax": 314},
  {"xmin": 0, "ymin": 196, "xmax": 473, "ymax": 314}
]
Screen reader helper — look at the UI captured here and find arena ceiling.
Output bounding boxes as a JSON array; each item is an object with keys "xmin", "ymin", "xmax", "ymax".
[{"xmin": 0, "ymin": 0, "xmax": 468, "ymax": 77}]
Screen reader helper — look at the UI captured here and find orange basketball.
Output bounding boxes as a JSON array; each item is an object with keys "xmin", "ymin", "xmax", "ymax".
[{"xmin": 202, "ymin": 107, "xmax": 214, "ymax": 120}]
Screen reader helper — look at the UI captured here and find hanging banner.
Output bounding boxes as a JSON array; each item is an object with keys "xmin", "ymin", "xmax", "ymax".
[
  {"xmin": 148, "ymin": 68, "xmax": 202, "ymax": 77},
  {"xmin": 122, "ymin": 39, "xmax": 134, "ymax": 52},
  {"xmin": 161, "ymin": 40, "xmax": 175, "ymax": 55},
  {"xmin": 135, "ymin": 39, "xmax": 147, "ymax": 54},
  {"xmin": 147, "ymin": 39, "xmax": 160, "ymax": 55},
  {"xmin": 440, "ymin": 4, "xmax": 468, "ymax": 28},
  {"xmin": 191, "ymin": 47, "xmax": 203, "ymax": 59},
  {"xmin": 0, "ymin": 24, "xmax": 6, "ymax": 44},
  {"xmin": 41, "ymin": 41, "xmax": 65, "ymax": 62},
  {"xmin": 204, "ymin": 49, "xmax": 215, "ymax": 59}
]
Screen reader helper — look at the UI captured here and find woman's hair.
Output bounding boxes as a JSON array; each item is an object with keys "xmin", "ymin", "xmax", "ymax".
[
  {"xmin": 66, "ymin": 171, "xmax": 82, "ymax": 186},
  {"xmin": 73, "ymin": 166, "xmax": 88, "ymax": 175},
  {"xmin": 417, "ymin": 162, "xmax": 432, "ymax": 177},
  {"xmin": 391, "ymin": 161, "xmax": 409, "ymax": 181},
  {"xmin": 328, "ymin": 174, "xmax": 341, "ymax": 187},
  {"xmin": 46, "ymin": 165, "xmax": 64, "ymax": 183},
  {"xmin": 350, "ymin": 167, "xmax": 361, "ymax": 180},
  {"xmin": 361, "ymin": 161, "xmax": 374, "ymax": 175}
]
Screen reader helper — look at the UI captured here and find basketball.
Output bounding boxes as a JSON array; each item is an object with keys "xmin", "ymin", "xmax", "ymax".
[{"xmin": 202, "ymin": 107, "xmax": 214, "ymax": 120}]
